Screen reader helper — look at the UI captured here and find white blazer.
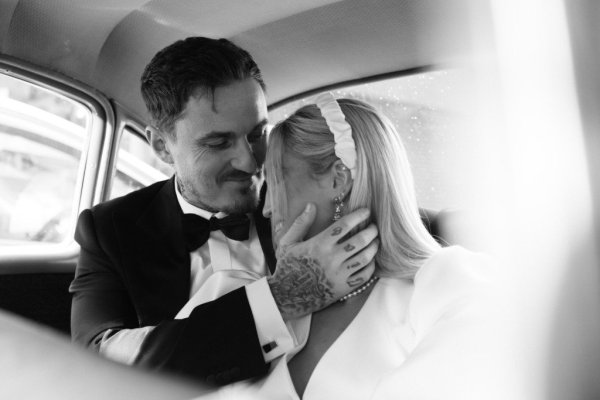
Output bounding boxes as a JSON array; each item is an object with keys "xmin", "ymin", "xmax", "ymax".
[{"xmin": 211, "ymin": 246, "xmax": 506, "ymax": 400}]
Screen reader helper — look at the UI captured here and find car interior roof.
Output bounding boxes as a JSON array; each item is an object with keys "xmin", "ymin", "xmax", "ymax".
[{"xmin": 0, "ymin": 0, "xmax": 478, "ymax": 122}]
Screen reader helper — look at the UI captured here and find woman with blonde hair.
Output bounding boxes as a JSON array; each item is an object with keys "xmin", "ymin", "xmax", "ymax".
[{"xmin": 229, "ymin": 93, "xmax": 499, "ymax": 399}]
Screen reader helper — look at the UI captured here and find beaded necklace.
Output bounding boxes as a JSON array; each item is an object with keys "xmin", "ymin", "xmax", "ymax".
[{"xmin": 338, "ymin": 276, "xmax": 379, "ymax": 302}]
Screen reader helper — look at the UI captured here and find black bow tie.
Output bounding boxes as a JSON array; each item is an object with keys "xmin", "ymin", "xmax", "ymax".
[{"xmin": 182, "ymin": 213, "xmax": 250, "ymax": 251}]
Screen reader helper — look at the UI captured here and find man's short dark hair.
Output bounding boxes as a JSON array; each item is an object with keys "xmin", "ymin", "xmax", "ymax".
[{"xmin": 141, "ymin": 37, "xmax": 266, "ymax": 134}]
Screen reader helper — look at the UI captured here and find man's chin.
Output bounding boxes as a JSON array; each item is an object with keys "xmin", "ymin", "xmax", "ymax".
[{"xmin": 221, "ymin": 187, "xmax": 260, "ymax": 214}]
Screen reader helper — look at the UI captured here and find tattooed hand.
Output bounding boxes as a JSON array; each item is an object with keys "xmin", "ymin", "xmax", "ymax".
[{"xmin": 268, "ymin": 203, "xmax": 379, "ymax": 320}]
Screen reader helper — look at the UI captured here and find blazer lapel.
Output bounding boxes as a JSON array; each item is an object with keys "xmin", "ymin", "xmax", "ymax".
[
  {"xmin": 114, "ymin": 177, "xmax": 190, "ymax": 325},
  {"xmin": 255, "ymin": 183, "xmax": 276, "ymax": 274}
]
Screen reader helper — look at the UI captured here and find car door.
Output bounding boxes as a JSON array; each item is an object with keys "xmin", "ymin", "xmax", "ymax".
[{"xmin": 0, "ymin": 62, "xmax": 115, "ymax": 334}]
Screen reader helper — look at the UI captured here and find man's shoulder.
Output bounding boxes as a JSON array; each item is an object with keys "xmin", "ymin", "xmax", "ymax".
[{"xmin": 89, "ymin": 178, "xmax": 172, "ymax": 218}]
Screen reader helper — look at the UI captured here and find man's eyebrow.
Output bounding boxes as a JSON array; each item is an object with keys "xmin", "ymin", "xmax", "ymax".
[{"xmin": 196, "ymin": 119, "xmax": 268, "ymax": 141}]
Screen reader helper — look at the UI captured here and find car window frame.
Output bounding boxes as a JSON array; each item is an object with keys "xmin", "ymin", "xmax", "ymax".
[
  {"xmin": 267, "ymin": 66, "xmax": 436, "ymax": 110},
  {"xmin": 103, "ymin": 104, "xmax": 148, "ymax": 202},
  {"xmin": 0, "ymin": 57, "xmax": 115, "ymax": 271}
]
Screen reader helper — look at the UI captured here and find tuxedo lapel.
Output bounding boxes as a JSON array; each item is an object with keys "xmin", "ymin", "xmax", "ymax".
[
  {"xmin": 255, "ymin": 184, "xmax": 276, "ymax": 274},
  {"xmin": 255, "ymin": 210, "xmax": 276, "ymax": 274},
  {"xmin": 114, "ymin": 178, "xmax": 190, "ymax": 325}
]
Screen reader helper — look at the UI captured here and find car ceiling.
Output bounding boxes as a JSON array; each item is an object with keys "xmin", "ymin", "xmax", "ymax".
[{"xmin": 0, "ymin": 0, "xmax": 481, "ymax": 123}]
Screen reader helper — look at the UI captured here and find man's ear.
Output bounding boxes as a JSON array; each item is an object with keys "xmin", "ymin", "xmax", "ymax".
[
  {"xmin": 146, "ymin": 126, "xmax": 174, "ymax": 165},
  {"xmin": 331, "ymin": 160, "xmax": 353, "ymax": 196}
]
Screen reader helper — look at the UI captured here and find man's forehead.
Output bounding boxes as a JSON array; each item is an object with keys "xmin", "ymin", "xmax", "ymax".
[
  {"xmin": 179, "ymin": 80, "xmax": 267, "ymax": 134},
  {"xmin": 192, "ymin": 80, "xmax": 265, "ymax": 112}
]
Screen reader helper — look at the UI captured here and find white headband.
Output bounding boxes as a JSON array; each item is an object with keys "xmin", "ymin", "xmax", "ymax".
[{"xmin": 314, "ymin": 92, "xmax": 357, "ymax": 179}]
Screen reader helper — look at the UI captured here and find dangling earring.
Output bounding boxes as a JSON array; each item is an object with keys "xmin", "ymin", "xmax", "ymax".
[{"xmin": 333, "ymin": 191, "xmax": 345, "ymax": 221}]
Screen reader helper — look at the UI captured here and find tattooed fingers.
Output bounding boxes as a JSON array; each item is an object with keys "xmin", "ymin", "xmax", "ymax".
[
  {"xmin": 344, "ymin": 237, "xmax": 378, "ymax": 287},
  {"xmin": 335, "ymin": 223, "xmax": 378, "ymax": 258},
  {"xmin": 347, "ymin": 259, "xmax": 376, "ymax": 288},
  {"xmin": 324, "ymin": 208, "xmax": 371, "ymax": 240},
  {"xmin": 344, "ymin": 238, "xmax": 379, "ymax": 270},
  {"xmin": 343, "ymin": 243, "xmax": 356, "ymax": 252},
  {"xmin": 346, "ymin": 261, "xmax": 361, "ymax": 270},
  {"xmin": 347, "ymin": 276, "xmax": 365, "ymax": 287}
]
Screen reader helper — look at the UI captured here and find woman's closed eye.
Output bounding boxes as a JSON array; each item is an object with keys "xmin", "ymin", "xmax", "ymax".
[{"xmin": 247, "ymin": 129, "xmax": 266, "ymax": 144}]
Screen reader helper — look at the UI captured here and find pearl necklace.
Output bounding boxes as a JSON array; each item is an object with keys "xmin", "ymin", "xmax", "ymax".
[{"xmin": 338, "ymin": 276, "xmax": 379, "ymax": 302}]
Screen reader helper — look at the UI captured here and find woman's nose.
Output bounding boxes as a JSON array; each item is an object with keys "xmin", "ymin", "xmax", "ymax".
[{"xmin": 262, "ymin": 190, "xmax": 272, "ymax": 218}]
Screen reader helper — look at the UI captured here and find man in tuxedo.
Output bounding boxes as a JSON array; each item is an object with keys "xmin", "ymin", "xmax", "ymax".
[{"xmin": 70, "ymin": 37, "xmax": 378, "ymax": 386}]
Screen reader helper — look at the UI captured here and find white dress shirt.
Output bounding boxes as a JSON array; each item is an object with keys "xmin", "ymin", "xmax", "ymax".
[{"xmin": 99, "ymin": 182, "xmax": 294, "ymax": 364}]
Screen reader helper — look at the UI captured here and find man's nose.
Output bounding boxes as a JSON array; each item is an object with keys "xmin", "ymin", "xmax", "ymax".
[{"xmin": 231, "ymin": 139, "xmax": 258, "ymax": 173}]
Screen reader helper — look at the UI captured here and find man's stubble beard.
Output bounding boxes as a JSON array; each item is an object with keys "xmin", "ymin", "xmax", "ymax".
[
  {"xmin": 177, "ymin": 175, "xmax": 260, "ymax": 215},
  {"xmin": 223, "ymin": 173, "xmax": 263, "ymax": 215},
  {"xmin": 223, "ymin": 188, "xmax": 260, "ymax": 215}
]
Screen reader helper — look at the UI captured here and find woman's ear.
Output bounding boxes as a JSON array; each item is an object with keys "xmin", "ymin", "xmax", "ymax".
[
  {"xmin": 331, "ymin": 159, "xmax": 353, "ymax": 196},
  {"xmin": 146, "ymin": 126, "xmax": 174, "ymax": 165}
]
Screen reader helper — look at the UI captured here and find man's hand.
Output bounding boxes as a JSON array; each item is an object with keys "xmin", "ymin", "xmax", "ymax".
[{"xmin": 267, "ymin": 203, "xmax": 378, "ymax": 320}]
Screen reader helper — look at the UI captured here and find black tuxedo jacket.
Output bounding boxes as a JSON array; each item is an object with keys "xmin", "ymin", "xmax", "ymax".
[{"xmin": 70, "ymin": 177, "xmax": 276, "ymax": 385}]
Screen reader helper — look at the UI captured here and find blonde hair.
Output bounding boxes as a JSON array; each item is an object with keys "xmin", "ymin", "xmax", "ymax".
[{"xmin": 266, "ymin": 98, "xmax": 440, "ymax": 279}]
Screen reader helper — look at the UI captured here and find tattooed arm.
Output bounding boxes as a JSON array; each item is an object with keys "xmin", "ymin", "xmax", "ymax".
[
  {"xmin": 269, "ymin": 255, "xmax": 335, "ymax": 318},
  {"xmin": 268, "ymin": 204, "xmax": 379, "ymax": 320}
]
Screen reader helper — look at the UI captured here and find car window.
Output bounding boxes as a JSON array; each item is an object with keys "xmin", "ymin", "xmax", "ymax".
[
  {"xmin": 0, "ymin": 73, "xmax": 90, "ymax": 246},
  {"xmin": 268, "ymin": 70, "xmax": 472, "ymax": 211},
  {"xmin": 109, "ymin": 127, "xmax": 173, "ymax": 199}
]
